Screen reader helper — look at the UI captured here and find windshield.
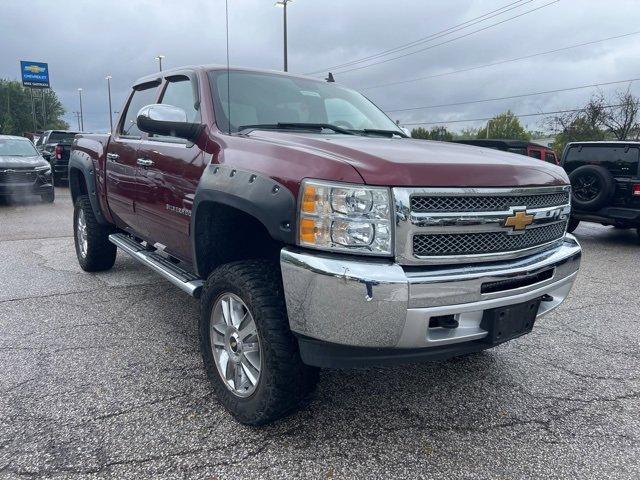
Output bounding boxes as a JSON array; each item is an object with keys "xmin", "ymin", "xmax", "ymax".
[
  {"xmin": 209, "ymin": 70, "xmax": 402, "ymax": 135},
  {"xmin": 48, "ymin": 132, "xmax": 78, "ymax": 144},
  {"xmin": 0, "ymin": 138, "xmax": 38, "ymax": 157}
]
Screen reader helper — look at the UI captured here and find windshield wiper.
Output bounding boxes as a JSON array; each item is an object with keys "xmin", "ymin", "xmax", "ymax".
[
  {"xmin": 238, "ymin": 123, "xmax": 356, "ymax": 135},
  {"xmin": 354, "ymin": 129, "xmax": 408, "ymax": 138}
]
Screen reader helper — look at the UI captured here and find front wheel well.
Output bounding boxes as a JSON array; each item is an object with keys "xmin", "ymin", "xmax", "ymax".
[
  {"xmin": 194, "ymin": 202, "xmax": 284, "ymax": 278},
  {"xmin": 68, "ymin": 167, "xmax": 87, "ymax": 205}
]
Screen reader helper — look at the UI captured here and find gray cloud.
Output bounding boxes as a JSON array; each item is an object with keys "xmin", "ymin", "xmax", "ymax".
[{"xmin": 2, "ymin": 0, "xmax": 639, "ymax": 133}]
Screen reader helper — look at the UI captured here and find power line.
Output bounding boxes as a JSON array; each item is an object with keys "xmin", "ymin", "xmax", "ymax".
[
  {"xmin": 401, "ymin": 103, "xmax": 625, "ymax": 126},
  {"xmin": 363, "ymin": 30, "xmax": 640, "ymax": 91},
  {"xmin": 304, "ymin": 0, "xmax": 533, "ymax": 75},
  {"xmin": 385, "ymin": 77, "xmax": 640, "ymax": 113},
  {"xmin": 326, "ymin": 0, "xmax": 559, "ymax": 75}
]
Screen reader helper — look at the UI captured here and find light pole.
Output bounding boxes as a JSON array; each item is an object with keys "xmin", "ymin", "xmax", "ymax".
[
  {"xmin": 275, "ymin": 0, "xmax": 292, "ymax": 72},
  {"xmin": 78, "ymin": 88, "xmax": 84, "ymax": 131},
  {"xmin": 105, "ymin": 76, "xmax": 113, "ymax": 133},
  {"xmin": 155, "ymin": 55, "xmax": 165, "ymax": 72}
]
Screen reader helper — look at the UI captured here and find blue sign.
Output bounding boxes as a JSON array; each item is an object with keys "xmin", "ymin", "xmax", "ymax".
[{"xmin": 20, "ymin": 61, "xmax": 50, "ymax": 88}]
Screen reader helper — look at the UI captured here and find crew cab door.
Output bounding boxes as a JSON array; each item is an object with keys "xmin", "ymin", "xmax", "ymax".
[
  {"xmin": 106, "ymin": 81, "xmax": 160, "ymax": 231},
  {"xmin": 134, "ymin": 74, "xmax": 205, "ymax": 262}
]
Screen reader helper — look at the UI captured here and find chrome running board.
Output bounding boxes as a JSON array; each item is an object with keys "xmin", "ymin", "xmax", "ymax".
[{"xmin": 109, "ymin": 233, "xmax": 203, "ymax": 298}]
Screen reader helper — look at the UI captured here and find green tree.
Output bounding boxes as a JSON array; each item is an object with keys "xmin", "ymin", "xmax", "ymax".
[
  {"xmin": 411, "ymin": 127, "xmax": 430, "ymax": 139},
  {"xmin": 476, "ymin": 110, "xmax": 531, "ymax": 140},
  {"xmin": 456, "ymin": 127, "xmax": 479, "ymax": 139},
  {"xmin": 411, "ymin": 126, "xmax": 453, "ymax": 141},
  {"xmin": 0, "ymin": 79, "xmax": 68, "ymax": 135}
]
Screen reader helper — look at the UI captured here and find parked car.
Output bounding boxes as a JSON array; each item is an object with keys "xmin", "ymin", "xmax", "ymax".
[
  {"xmin": 35, "ymin": 130, "xmax": 79, "ymax": 184},
  {"xmin": 0, "ymin": 135, "xmax": 54, "ymax": 202},
  {"xmin": 69, "ymin": 66, "xmax": 581, "ymax": 425},
  {"xmin": 562, "ymin": 141, "xmax": 640, "ymax": 236},
  {"xmin": 453, "ymin": 139, "xmax": 560, "ymax": 165}
]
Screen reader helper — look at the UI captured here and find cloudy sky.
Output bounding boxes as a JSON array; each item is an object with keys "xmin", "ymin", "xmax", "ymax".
[{"xmin": 2, "ymin": 0, "xmax": 639, "ymax": 133}]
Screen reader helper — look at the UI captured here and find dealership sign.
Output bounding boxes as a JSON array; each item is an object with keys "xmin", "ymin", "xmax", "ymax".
[{"xmin": 20, "ymin": 61, "xmax": 50, "ymax": 88}]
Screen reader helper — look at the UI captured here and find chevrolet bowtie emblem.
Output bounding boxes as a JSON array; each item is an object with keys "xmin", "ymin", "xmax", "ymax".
[{"xmin": 504, "ymin": 210, "xmax": 534, "ymax": 231}]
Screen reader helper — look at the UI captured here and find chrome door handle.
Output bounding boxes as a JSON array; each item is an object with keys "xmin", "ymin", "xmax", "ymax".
[
  {"xmin": 106, "ymin": 153, "xmax": 119, "ymax": 161},
  {"xmin": 137, "ymin": 158, "xmax": 154, "ymax": 167}
]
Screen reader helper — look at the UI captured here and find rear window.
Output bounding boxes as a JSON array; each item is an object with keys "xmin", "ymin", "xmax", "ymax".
[
  {"xmin": 48, "ymin": 132, "xmax": 78, "ymax": 144},
  {"xmin": 563, "ymin": 144, "xmax": 640, "ymax": 177}
]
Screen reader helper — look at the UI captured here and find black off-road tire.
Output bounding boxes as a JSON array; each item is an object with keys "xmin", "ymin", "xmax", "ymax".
[
  {"xmin": 569, "ymin": 165, "xmax": 615, "ymax": 211},
  {"xmin": 200, "ymin": 260, "xmax": 319, "ymax": 426},
  {"xmin": 41, "ymin": 189, "xmax": 55, "ymax": 203},
  {"xmin": 567, "ymin": 217, "xmax": 580, "ymax": 233},
  {"xmin": 73, "ymin": 195, "xmax": 117, "ymax": 272}
]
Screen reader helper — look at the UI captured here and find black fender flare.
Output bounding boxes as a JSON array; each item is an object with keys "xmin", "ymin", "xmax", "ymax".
[
  {"xmin": 68, "ymin": 149, "xmax": 110, "ymax": 225},
  {"xmin": 191, "ymin": 164, "xmax": 297, "ymax": 276}
]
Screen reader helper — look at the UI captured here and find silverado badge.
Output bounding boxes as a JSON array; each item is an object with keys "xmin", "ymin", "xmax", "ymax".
[{"xmin": 504, "ymin": 210, "xmax": 534, "ymax": 231}]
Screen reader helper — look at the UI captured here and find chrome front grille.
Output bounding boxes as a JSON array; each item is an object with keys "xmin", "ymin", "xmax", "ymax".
[
  {"xmin": 413, "ymin": 222, "xmax": 567, "ymax": 257},
  {"xmin": 411, "ymin": 191, "xmax": 570, "ymax": 212},
  {"xmin": 393, "ymin": 186, "xmax": 571, "ymax": 265}
]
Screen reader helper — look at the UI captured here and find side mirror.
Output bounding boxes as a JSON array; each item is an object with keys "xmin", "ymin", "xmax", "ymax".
[{"xmin": 136, "ymin": 104, "xmax": 202, "ymax": 142}]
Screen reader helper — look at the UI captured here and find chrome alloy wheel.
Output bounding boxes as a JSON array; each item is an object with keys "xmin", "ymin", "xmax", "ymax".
[
  {"xmin": 210, "ymin": 293, "xmax": 262, "ymax": 397},
  {"xmin": 76, "ymin": 209, "xmax": 88, "ymax": 258}
]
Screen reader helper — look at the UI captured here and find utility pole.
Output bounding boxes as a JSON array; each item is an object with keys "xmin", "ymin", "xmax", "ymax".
[
  {"xmin": 29, "ymin": 88, "xmax": 36, "ymax": 132},
  {"xmin": 155, "ymin": 55, "xmax": 165, "ymax": 72},
  {"xmin": 73, "ymin": 111, "xmax": 81, "ymax": 131},
  {"xmin": 41, "ymin": 89, "xmax": 47, "ymax": 129},
  {"xmin": 105, "ymin": 76, "xmax": 113, "ymax": 133},
  {"xmin": 486, "ymin": 119, "xmax": 491, "ymax": 139},
  {"xmin": 78, "ymin": 88, "xmax": 84, "ymax": 131},
  {"xmin": 275, "ymin": 0, "xmax": 292, "ymax": 72}
]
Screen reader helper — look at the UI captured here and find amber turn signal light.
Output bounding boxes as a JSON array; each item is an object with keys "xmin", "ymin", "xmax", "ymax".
[
  {"xmin": 299, "ymin": 218, "xmax": 316, "ymax": 244},
  {"xmin": 301, "ymin": 185, "xmax": 317, "ymax": 213}
]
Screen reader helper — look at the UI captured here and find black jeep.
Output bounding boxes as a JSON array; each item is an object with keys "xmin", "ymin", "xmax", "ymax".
[{"xmin": 562, "ymin": 141, "xmax": 640, "ymax": 237}]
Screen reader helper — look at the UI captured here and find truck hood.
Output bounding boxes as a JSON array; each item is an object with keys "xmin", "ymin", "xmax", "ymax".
[
  {"xmin": 247, "ymin": 132, "xmax": 569, "ymax": 187},
  {"xmin": 0, "ymin": 155, "xmax": 48, "ymax": 170}
]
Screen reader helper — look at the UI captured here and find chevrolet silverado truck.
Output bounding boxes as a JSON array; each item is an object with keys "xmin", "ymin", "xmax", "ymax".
[{"xmin": 69, "ymin": 66, "xmax": 582, "ymax": 425}]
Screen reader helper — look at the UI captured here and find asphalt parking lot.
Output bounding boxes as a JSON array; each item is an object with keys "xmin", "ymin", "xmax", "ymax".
[{"xmin": 0, "ymin": 188, "xmax": 639, "ymax": 479}]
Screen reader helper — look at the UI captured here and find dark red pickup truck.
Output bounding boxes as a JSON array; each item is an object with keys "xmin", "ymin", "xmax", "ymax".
[{"xmin": 70, "ymin": 65, "xmax": 581, "ymax": 425}]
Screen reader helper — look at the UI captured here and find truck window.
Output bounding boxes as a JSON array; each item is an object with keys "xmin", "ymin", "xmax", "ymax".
[
  {"xmin": 160, "ymin": 77, "xmax": 200, "ymax": 123},
  {"xmin": 120, "ymin": 84, "xmax": 159, "ymax": 138},
  {"xmin": 528, "ymin": 149, "xmax": 542, "ymax": 159},
  {"xmin": 154, "ymin": 77, "xmax": 201, "ymax": 142},
  {"xmin": 545, "ymin": 152, "xmax": 556, "ymax": 164}
]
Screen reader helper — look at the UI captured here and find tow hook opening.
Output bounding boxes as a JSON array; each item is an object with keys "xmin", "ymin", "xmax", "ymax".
[{"xmin": 429, "ymin": 314, "xmax": 459, "ymax": 329}]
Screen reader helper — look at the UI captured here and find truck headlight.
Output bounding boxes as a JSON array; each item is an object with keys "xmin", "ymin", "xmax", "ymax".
[{"xmin": 298, "ymin": 179, "xmax": 392, "ymax": 256}]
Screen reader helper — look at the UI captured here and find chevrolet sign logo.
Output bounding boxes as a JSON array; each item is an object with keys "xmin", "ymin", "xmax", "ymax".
[
  {"xmin": 504, "ymin": 210, "xmax": 534, "ymax": 231},
  {"xmin": 24, "ymin": 65, "xmax": 46, "ymax": 74}
]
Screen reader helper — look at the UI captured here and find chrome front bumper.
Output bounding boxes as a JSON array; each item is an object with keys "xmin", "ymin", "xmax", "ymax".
[{"xmin": 280, "ymin": 234, "xmax": 581, "ymax": 352}]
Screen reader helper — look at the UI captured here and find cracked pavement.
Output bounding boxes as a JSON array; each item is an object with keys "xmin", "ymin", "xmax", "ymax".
[{"xmin": 0, "ymin": 188, "xmax": 639, "ymax": 479}]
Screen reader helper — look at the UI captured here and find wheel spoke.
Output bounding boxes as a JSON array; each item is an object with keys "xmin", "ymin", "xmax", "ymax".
[
  {"xmin": 229, "ymin": 297, "xmax": 244, "ymax": 327},
  {"xmin": 219, "ymin": 350, "xmax": 230, "ymax": 375},
  {"xmin": 243, "ymin": 341, "xmax": 260, "ymax": 353},
  {"xmin": 234, "ymin": 361, "xmax": 244, "ymax": 389},
  {"xmin": 225, "ymin": 354, "xmax": 235, "ymax": 381},
  {"xmin": 244, "ymin": 350, "xmax": 261, "ymax": 371},
  {"xmin": 221, "ymin": 298, "xmax": 232, "ymax": 325},
  {"xmin": 212, "ymin": 322, "xmax": 226, "ymax": 335},
  {"xmin": 241, "ymin": 358, "xmax": 258, "ymax": 386},
  {"xmin": 239, "ymin": 322, "xmax": 257, "ymax": 341}
]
